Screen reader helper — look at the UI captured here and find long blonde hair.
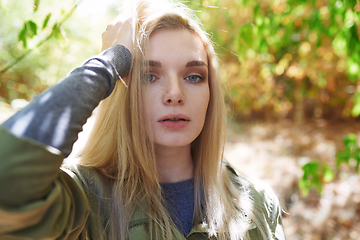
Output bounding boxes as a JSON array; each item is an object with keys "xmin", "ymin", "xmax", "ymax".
[{"xmin": 79, "ymin": 0, "xmax": 269, "ymax": 239}]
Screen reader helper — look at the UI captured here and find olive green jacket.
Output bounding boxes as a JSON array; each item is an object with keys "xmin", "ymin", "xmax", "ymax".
[{"xmin": 0, "ymin": 127, "xmax": 286, "ymax": 239}]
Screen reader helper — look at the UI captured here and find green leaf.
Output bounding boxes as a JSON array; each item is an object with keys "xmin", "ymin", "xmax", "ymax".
[
  {"xmin": 315, "ymin": 181, "xmax": 322, "ymax": 194},
  {"xmin": 42, "ymin": 14, "xmax": 51, "ymax": 29},
  {"xmin": 253, "ymin": 4, "xmax": 260, "ymax": 16},
  {"xmin": 298, "ymin": 178, "xmax": 310, "ymax": 196},
  {"xmin": 352, "ymin": 149, "xmax": 360, "ymax": 172},
  {"xmin": 27, "ymin": 20, "xmax": 37, "ymax": 38},
  {"xmin": 332, "ymin": 32, "xmax": 348, "ymax": 57},
  {"xmin": 16, "ymin": 20, "xmax": 37, "ymax": 49},
  {"xmin": 259, "ymin": 38, "xmax": 268, "ymax": 53},
  {"xmin": 351, "ymin": 103, "xmax": 360, "ymax": 117},
  {"xmin": 34, "ymin": 0, "xmax": 40, "ymax": 12},
  {"xmin": 353, "ymin": 148, "xmax": 360, "ymax": 160},
  {"xmin": 348, "ymin": 62, "xmax": 360, "ymax": 76},
  {"xmin": 52, "ymin": 23, "xmax": 61, "ymax": 39},
  {"xmin": 239, "ymin": 23, "xmax": 253, "ymax": 48},
  {"xmin": 51, "ymin": 23, "xmax": 66, "ymax": 41},
  {"xmin": 254, "ymin": 5, "xmax": 264, "ymax": 26},
  {"xmin": 351, "ymin": 92, "xmax": 360, "ymax": 117},
  {"xmin": 300, "ymin": 161, "xmax": 336, "ymax": 197},
  {"xmin": 336, "ymin": 150, "xmax": 350, "ymax": 168},
  {"xmin": 255, "ymin": 15, "xmax": 264, "ymax": 26},
  {"xmin": 323, "ymin": 166, "xmax": 334, "ymax": 182},
  {"xmin": 343, "ymin": 133, "xmax": 357, "ymax": 150},
  {"xmin": 344, "ymin": 9, "xmax": 355, "ymax": 28},
  {"xmin": 300, "ymin": 162, "xmax": 322, "ymax": 196},
  {"xmin": 18, "ymin": 23, "xmax": 28, "ymax": 48}
]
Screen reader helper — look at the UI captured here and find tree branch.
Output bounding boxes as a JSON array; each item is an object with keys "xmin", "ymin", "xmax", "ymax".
[{"xmin": 0, "ymin": 0, "xmax": 83, "ymax": 75}]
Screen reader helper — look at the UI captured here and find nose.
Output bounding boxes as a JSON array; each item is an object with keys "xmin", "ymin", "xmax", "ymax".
[{"xmin": 163, "ymin": 76, "xmax": 185, "ymax": 106}]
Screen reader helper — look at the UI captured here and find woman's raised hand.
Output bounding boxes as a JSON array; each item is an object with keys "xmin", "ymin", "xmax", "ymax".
[{"xmin": 101, "ymin": 16, "xmax": 133, "ymax": 53}]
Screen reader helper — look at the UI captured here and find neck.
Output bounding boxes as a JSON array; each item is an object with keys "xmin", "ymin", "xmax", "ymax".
[{"xmin": 155, "ymin": 144, "xmax": 194, "ymax": 183}]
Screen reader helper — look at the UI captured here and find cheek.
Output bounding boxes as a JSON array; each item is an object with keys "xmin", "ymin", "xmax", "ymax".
[
  {"xmin": 141, "ymin": 88, "xmax": 155, "ymax": 140},
  {"xmin": 195, "ymin": 87, "xmax": 210, "ymax": 120},
  {"xmin": 141, "ymin": 87, "xmax": 154, "ymax": 123}
]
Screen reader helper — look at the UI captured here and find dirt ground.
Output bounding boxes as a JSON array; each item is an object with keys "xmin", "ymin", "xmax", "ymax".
[{"xmin": 225, "ymin": 119, "xmax": 360, "ymax": 240}]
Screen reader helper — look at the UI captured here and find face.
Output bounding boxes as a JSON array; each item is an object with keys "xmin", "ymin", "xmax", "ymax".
[{"xmin": 142, "ymin": 28, "xmax": 210, "ymax": 149}]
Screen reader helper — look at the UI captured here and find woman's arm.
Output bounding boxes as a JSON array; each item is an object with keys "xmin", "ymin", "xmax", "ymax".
[
  {"xmin": 1, "ymin": 45, "xmax": 132, "ymax": 157},
  {"xmin": 0, "ymin": 17, "xmax": 134, "ymax": 239},
  {"xmin": 0, "ymin": 44, "xmax": 132, "ymax": 205},
  {"xmin": 1, "ymin": 16, "xmax": 133, "ymax": 157}
]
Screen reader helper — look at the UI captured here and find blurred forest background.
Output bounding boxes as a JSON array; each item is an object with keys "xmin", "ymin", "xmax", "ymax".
[{"xmin": 1, "ymin": 0, "xmax": 360, "ymax": 239}]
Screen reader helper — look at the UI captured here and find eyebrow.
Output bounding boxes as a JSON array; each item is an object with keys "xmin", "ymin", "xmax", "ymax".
[
  {"xmin": 148, "ymin": 60, "xmax": 162, "ymax": 68},
  {"xmin": 146, "ymin": 60, "xmax": 208, "ymax": 68},
  {"xmin": 186, "ymin": 60, "xmax": 208, "ymax": 68}
]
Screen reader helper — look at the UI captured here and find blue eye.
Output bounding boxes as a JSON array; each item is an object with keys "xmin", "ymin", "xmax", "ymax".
[
  {"xmin": 146, "ymin": 74, "xmax": 157, "ymax": 83},
  {"xmin": 186, "ymin": 75, "xmax": 203, "ymax": 82}
]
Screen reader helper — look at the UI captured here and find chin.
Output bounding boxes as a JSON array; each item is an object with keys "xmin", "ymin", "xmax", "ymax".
[
  {"xmin": 154, "ymin": 139, "xmax": 194, "ymax": 149},
  {"xmin": 153, "ymin": 132, "xmax": 195, "ymax": 145},
  {"xmin": 156, "ymin": 142, "xmax": 191, "ymax": 148}
]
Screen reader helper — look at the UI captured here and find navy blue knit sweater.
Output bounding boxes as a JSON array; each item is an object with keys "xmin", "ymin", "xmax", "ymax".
[{"xmin": 161, "ymin": 179, "xmax": 195, "ymax": 236}]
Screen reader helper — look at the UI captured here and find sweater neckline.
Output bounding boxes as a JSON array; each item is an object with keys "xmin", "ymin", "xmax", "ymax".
[{"xmin": 160, "ymin": 178, "xmax": 194, "ymax": 193}]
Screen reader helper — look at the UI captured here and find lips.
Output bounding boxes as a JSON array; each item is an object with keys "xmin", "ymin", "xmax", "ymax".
[
  {"xmin": 162, "ymin": 117, "xmax": 187, "ymax": 121},
  {"xmin": 158, "ymin": 114, "xmax": 190, "ymax": 129},
  {"xmin": 159, "ymin": 114, "xmax": 190, "ymax": 122}
]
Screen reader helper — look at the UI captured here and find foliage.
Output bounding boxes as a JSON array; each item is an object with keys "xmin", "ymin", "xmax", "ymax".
[
  {"xmin": 184, "ymin": 0, "xmax": 360, "ymax": 198},
  {"xmin": 336, "ymin": 133, "xmax": 360, "ymax": 171},
  {"xmin": 299, "ymin": 133, "xmax": 360, "ymax": 196},
  {"xmin": 2, "ymin": 1, "xmax": 78, "ymax": 74},
  {"xmin": 0, "ymin": 0, "xmax": 108, "ymax": 102},
  {"xmin": 188, "ymin": 0, "xmax": 360, "ymax": 121},
  {"xmin": 299, "ymin": 161, "xmax": 334, "ymax": 196},
  {"xmin": 186, "ymin": 0, "xmax": 360, "ymax": 197}
]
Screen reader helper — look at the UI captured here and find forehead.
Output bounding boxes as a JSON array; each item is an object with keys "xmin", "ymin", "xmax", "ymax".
[{"xmin": 148, "ymin": 28, "xmax": 208, "ymax": 65}]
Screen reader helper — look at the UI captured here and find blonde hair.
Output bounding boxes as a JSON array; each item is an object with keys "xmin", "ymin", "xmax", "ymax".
[{"xmin": 79, "ymin": 0, "xmax": 270, "ymax": 239}]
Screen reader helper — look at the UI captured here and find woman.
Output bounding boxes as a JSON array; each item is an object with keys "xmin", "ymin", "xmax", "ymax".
[{"xmin": 0, "ymin": 0, "xmax": 286, "ymax": 239}]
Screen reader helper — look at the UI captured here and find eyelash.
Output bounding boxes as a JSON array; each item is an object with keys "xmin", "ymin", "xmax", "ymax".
[
  {"xmin": 185, "ymin": 75, "xmax": 204, "ymax": 83},
  {"xmin": 146, "ymin": 74, "xmax": 158, "ymax": 83},
  {"xmin": 146, "ymin": 74, "xmax": 204, "ymax": 83}
]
